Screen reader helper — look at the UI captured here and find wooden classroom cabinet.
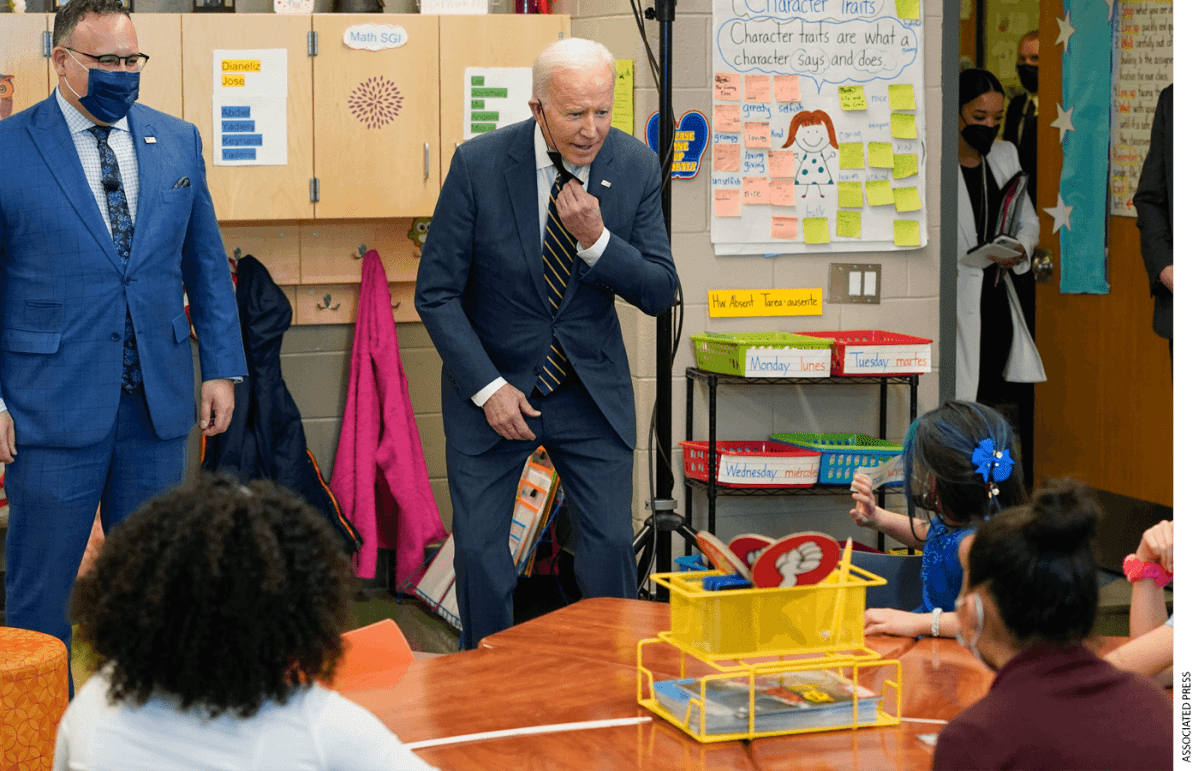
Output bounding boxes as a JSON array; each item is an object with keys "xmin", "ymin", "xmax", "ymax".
[
  {"xmin": 0, "ymin": 15, "xmax": 51, "ymax": 118},
  {"xmin": 132, "ymin": 14, "xmax": 184, "ymax": 119}
]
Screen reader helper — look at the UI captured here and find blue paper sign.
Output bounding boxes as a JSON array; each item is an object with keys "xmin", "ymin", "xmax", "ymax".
[{"xmin": 644, "ymin": 111, "xmax": 709, "ymax": 180}]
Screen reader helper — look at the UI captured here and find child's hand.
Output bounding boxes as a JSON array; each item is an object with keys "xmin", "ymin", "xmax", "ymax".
[
  {"xmin": 848, "ymin": 473, "xmax": 879, "ymax": 529},
  {"xmin": 864, "ymin": 608, "xmax": 926, "ymax": 638},
  {"xmin": 1135, "ymin": 520, "xmax": 1173, "ymax": 574}
]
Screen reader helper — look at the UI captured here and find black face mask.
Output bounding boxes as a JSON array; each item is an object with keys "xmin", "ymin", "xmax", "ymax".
[
  {"xmin": 962, "ymin": 123, "xmax": 1000, "ymax": 156},
  {"xmin": 1016, "ymin": 64, "xmax": 1038, "ymax": 94}
]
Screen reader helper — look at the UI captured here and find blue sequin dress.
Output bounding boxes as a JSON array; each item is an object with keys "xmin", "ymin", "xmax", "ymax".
[{"xmin": 916, "ymin": 517, "xmax": 976, "ymax": 613}]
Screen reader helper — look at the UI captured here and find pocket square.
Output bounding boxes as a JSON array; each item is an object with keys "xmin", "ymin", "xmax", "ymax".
[{"xmin": 173, "ymin": 177, "xmax": 191, "ymax": 189}]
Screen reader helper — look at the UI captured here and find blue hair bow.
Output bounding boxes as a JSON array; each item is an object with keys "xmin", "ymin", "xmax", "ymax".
[{"xmin": 972, "ymin": 438, "xmax": 1014, "ymax": 483}]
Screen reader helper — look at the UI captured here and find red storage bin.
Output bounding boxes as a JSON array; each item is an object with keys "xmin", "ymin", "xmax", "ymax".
[
  {"xmin": 680, "ymin": 440, "xmax": 821, "ymax": 488},
  {"xmin": 798, "ymin": 330, "xmax": 932, "ymax": 376}
]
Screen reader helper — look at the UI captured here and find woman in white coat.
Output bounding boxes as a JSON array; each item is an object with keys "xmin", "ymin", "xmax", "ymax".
[{"xmin": 956, "ymin": 68, "xmax": 1044, "ymax": 482}]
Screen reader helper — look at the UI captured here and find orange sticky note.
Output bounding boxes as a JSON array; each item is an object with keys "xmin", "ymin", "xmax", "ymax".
[
  {"xmin": 745, "ymin": 74, "xmax": 771, "ymax": 103},
  {"xmin": 714, "ymin": 144, "xmax": 740, "ymax": 172},
  {"xmin": 803, "ymin": 217, "xmax": 831, "ymax": 244},
  {"xmin": 865, "ymin": 179, "xmax": 895, "ymax": 206},
  {"xmin": 714, "ymin": 104, "xmax": 742, "ymax": 134},
  {"xmin": 839, "ymin": 86, "xmax": 867, "ymax": 111},
  {"xmin": 840, "ymin": 142, "xmax": 865, "ymax": 169},
  {"xmin": 891, "ymin": 113, "xmax": 918, "ymax": 139},
  {"xmin": 838, "ymin": 181, "xmax": 863, "ymax": 208},
  {"xmin": 774, "ymin": 74, "xmax": 800, "ymax": 102},
  {"xmin": 893, "ymin": 186, "xmax": 923, "ymax": 212},
  {"xmin": 894, "ymin": 219, "xmax": 921, "ymax": 246},
  {"xmin": 771, "ymin": 216, "xmax": 799, "ymax": 240},
  {"xmin": 744, "ymin": 122, "xmax": 771, "ymax": 149},
  {"xmin": 742, "ymin": 176, "xmax": 770, "ymax": 205},
  {"xmin": 836, "ymin": 210, "xmax": 861, "ymax": 238},
  {"xmin": 868, "ymin": 142, "xmax": 894, "ymax": 168},
  {"xmin": 893, "ymin": 153, "xmax": 919, "ymax": 179},
  {"xmin": 714, "ymin": 72, "xmax": 741, "ymax": 101},
  {"xmin": 714, "ymin": 188, "xmax": 741, "ymax": 217},
  {"xmin": 769, "ymin": 179, "xmax": 796, "ymax": 206},
  {"xmin": 768, "ymin": 150, "xmax": 795, "ymax": 178}
]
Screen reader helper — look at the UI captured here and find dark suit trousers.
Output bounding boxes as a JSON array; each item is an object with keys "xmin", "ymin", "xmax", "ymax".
[
  {"xmin": 4, "ymin": 387, "xmax": 187, "ymax": 694},
  {"xmin": 447, "ymin": 379, "xmax": 636, "ymax": 649}
]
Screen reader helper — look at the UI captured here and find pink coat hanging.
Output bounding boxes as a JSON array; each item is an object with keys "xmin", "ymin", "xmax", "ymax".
[{"xmin": 330, "ymin": 250, "xmax": 447, "ymax": 586}]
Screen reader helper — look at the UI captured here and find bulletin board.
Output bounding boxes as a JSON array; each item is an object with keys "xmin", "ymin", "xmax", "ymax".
[
  {"xmin": 1109, "ymin": 0, "xmax": 1172, "ymax": 217},
  {"xmin": 710, "ymin": 0, "xmax": 927, "ymax": 256}
]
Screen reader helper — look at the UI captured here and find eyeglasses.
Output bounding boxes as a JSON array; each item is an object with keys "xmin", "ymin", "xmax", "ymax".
[{"xmin": 65, "ymin": 48, "xmax": 150, "ymax": 71}]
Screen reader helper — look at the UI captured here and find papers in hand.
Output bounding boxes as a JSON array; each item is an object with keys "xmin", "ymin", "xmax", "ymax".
[
  {"xmin": 963, "ymin": 234, "xmax": 1024, "ymax": 269},
  {"xmin": 855, "ymin": 453, "xmax": 904, "ymax": 490}
]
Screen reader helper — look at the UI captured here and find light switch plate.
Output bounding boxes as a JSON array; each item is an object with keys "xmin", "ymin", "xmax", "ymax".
[{"xmin": 828, "ymin": 263, "xmax": 882, "ymax": 304}]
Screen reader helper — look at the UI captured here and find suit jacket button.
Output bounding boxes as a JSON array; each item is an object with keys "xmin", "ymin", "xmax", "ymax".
[{"xmin": 111, "ymin": 332, "xmax": 120, "ymax": 341}]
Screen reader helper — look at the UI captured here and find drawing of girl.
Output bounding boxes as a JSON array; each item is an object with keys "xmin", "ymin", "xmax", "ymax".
[{"xmin": 782, "ymin": 110, "xmax": 839, "ymax": 199}]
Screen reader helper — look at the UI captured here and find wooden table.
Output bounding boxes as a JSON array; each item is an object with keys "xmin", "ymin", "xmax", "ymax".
[{"xmin": 339, "ymin": 599, "xmax": 1127, "ymax": 770}]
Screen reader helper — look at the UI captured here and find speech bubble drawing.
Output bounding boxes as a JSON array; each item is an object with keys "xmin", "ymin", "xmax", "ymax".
[
  {"xmin": 729, "ymin": 0, "xmax": 888, "ymax": 21},
  {"xmin": 716, "ymin": 17, "xmax": 919, "ymax": 92}
]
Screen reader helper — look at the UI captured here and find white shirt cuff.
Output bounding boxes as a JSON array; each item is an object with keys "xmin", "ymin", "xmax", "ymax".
[
  {"xmin": 576, "ymin": 227, "xmax": 610, "ymax": 266},
  {"xmin": 0, "ymin": 398, "xmax": 6, "ymax": 413},
  {"xmin": 471, "ymin": 377, "xmax": 507, "ymax": 407}
]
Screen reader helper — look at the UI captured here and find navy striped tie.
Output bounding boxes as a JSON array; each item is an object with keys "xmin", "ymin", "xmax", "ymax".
[{"xmin": 538, "ymin": 174, "xmax": 575, "ymax": 395}]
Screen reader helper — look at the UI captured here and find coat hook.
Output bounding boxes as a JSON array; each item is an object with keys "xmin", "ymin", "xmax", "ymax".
[
  {"xmin": 354, "ymin": 243, "xmax": 367, "ymax": 259},
  {"xmin": 316, "ymin": 293, "xmax": 340, "ymax": 311},
  {"xmin": 233, "ymin": 247, "xmax": 242, "ymax": 260},
  {"xmin": 391, "ymin": 299, "xmax": 401, "ymax": 309}
]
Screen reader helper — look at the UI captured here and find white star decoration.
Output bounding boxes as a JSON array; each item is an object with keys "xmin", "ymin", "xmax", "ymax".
[
  {"xmin": 1044, "ymin": 194, "xmax": 1074, "ymax": 234},
  {"xmin": 1104, "ymin": 0, "xmax": 1114, "ymax": 21},
  {"xmin": 1056, "ymin": 13, "xmax": 1076, "ymax": 53},
  {"xmin": 1051, "ymin": 103, "xmax": 1075, "ymax": 144}
]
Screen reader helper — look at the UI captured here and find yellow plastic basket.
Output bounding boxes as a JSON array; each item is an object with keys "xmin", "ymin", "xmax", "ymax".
[{"xmin": 649, "ymin": 566, "xmax": 886, "ymax": 659}]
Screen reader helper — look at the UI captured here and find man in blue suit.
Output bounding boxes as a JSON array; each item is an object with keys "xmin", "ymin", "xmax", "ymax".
[
  {"xmin": 0, "ymin": 0, "xmax": 246, "ymax": 674},
  {"xmin": 416, "ymin": 38, "xmax": 677, "ymax": 648}
]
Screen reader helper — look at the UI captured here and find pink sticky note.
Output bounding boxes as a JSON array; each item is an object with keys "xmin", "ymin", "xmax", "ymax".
[
  {"xmin": 714, "ymin": 188, "xmax": 741, "ymax": 217},
  {"xmin": 714, "ymin": 144, "xmax": 740, "ymax": 172},
  {"xmin": 745, "ymin": 74, "xmax": 771, "ymax": 103},
  {"xmin": 769, "ymin": 179, "xmax": 796, "ymax": 206},
  {"xmin": 714, "ymin": 72, "xmax": 741, "ymax": 102},
  {"xmin": 774, "ymin": 74, "xmax": 800, "ymax": 102},
  {"xmin": 744, "ymin": 122, "xmax": 771, "ymax": 149},
  {"xmin": 771, "ymin": 216, "xmax": 799, "ymax": 240},
  {"xmin": 714, "ymin": 104, "xmax": 742, "ymax": 134},
  {"xmin": 768, "ymin": 150, "xmax": 795, "ymax": 178},
  {"xmin": 742, "ymin": 176, "xmax": 769, "ymax": 205}
]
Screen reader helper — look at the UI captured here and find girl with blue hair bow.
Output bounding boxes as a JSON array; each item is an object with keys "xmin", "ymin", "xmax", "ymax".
[{"xmin": 846, "ymin": 400, "xmax": 1027, "ymax": 638}]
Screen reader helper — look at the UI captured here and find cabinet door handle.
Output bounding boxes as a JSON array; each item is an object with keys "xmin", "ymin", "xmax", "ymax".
[{"xmin": 424, "ymin": 143, "xmax": 430, "ymax": 180}]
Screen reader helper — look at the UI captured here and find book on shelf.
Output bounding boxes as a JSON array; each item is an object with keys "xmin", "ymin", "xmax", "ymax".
[{"xmin": 652, "ymin": 669, "xmax": 881, "ymax": 735}]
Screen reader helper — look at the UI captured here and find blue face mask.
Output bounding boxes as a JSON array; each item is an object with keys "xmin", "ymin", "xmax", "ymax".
[{"xmin": 65, "ymin": 51, "xmax": 140, "ymax": 124}]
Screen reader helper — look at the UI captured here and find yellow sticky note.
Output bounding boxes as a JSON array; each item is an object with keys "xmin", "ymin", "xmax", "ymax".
[
  {"xmin": 803, "ymin": 217, "xmax": 831, "ymax": 244},
  {"xmin": 893, "ymin": 153, "xmax": 919, "ymax": 179},
  {"xmin": 894, "ymin": 219, "xmax": 921, "ymax": 247},
  {"xmin": 840, "ymin": 142, "xmax": 865, "ymax": 169},
  {"xmin": 771, "ymin": 216, "xmax": 799, "ymax": 240},
  {"xmin": 836, "ymin": 210, "xmax": 861, "ymax": 238},
  {"xmin": 839, "ymin": 85, "xmax": 868, "ymax": 111},
  {"xmin": 896, "ymin": 0, "xmax": 919, "ymax": 20},
  {"xmin": 868, "ymin": 142, "xmax": 894, "ymax": 168},
  {"xmin": 612, "ymin": 60, "xmax": 635, "ymax": 135},
  {"xmin": 838, "ymin": 181, "xmax": 863, "ymax": 208},
  {"xmin": 893, "ymin": 186, "xmax": 922, "ymax": 213},
  {"xmin": 891, "ymin": 113, "xmax": 918, "ymax": 140},
  {"xmin": 865, "ymin": 179, "xmax": 895, "ymax": 206},
  {"xmin": 889, "ymin": 83, "xmax": 916, "ymax": 111}
]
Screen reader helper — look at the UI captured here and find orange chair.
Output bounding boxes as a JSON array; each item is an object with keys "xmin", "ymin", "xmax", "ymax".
[{"xmin": 328, "ymin": 619, "xmax": 416, "ymax": 692}]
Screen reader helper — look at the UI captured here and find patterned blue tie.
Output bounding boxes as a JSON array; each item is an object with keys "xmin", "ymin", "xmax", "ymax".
[
  {"xmin": 88, "ymin": 125, "xmax": 141, "ymax": 392},
  {"xmin": 538, "ymin": 173, "xmax": 575, "ymax": 395}
]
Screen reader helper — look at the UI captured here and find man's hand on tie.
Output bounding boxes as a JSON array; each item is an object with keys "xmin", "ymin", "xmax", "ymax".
[{"xmin": 555, "ymin": 179, "xmax": 604, "ymax": 250}]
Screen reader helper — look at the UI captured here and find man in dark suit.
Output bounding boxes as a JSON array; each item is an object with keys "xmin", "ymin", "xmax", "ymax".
[
  {"xmin": 1133, "ymin": 84, "xmax": 1173, "ymax": 362},
  {"xmin": 1003, "ymin": 29, "xmax": 1038, "ymax": 204},
  {"xmin": 0, "ymin": 0, "xmax": 245, "ymax": 676},
  {"xmin": 416, "ymin": 38, "xmax": 678, "ymax": 648}
]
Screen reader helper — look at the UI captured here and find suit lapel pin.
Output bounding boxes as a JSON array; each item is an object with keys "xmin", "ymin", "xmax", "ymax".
[
  {"xmin": 601, "ymin": 179, "xmax": 611, "ymax": 188},
  {"xmin": 145, "ymin": 137, "xmax": 156, "ymax": 144}
]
